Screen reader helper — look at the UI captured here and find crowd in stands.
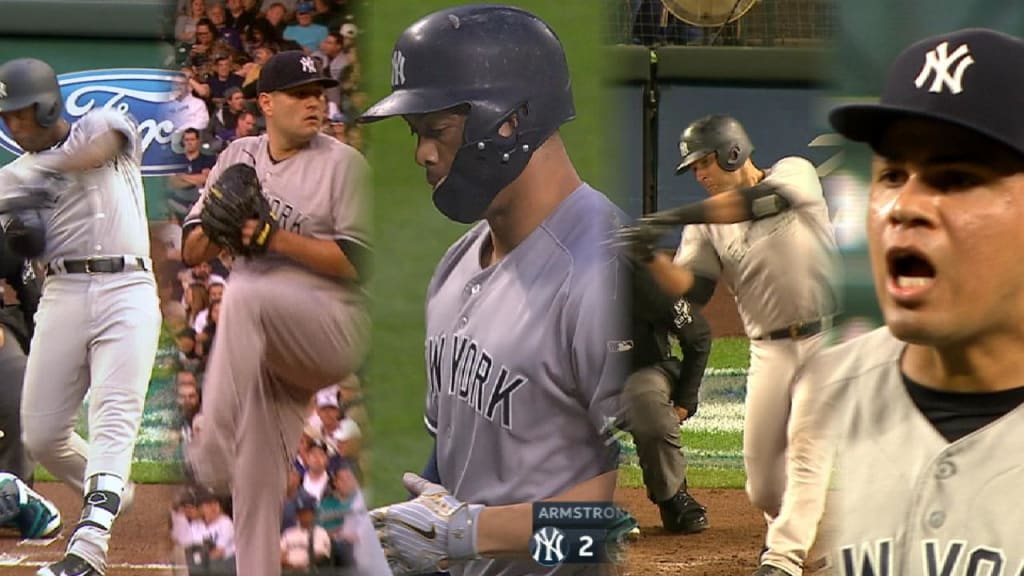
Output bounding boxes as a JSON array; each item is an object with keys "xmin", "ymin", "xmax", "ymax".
[{"xmin": 158, "ymin": 2, "xmax": 372, "ymax": 573}]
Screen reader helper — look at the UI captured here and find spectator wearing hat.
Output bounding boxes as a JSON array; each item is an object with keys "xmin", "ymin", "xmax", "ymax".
[
  {"xmin": 280, "ymin": 491, "xmax": 331, "ymax": 570},
  {"xmin": 192, "ymin": 491, "xmax": 235, "ymax": 571},
  {"xmin": 314, "ymin": 388, "xmax": 361, "ymax": 470},
  {"xmin": 284, "ymin": 2, "xmax": 329, "ymax": 54}
]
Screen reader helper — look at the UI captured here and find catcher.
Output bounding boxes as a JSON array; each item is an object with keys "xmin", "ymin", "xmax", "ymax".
[{"xmin": 181, "ymin": 50, "xmax": 384, "ymax": 576}]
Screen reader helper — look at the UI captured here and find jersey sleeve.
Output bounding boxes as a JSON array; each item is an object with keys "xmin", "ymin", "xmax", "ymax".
[
  {"xmin": 567, "ymin": 255, "xmax": 631, "ymax": 457},
  {"xmin": 71, "ymin": 108, "xmax": 142, "ymax": 162},
  {"xmin": 331, "ymin": 147, "xmax": 372, "ymax": 276},
  {"xmin": 673, "ymin": 224, "xmax": 722, "ymax": 281},
  {"xmin": 764, "ymin": 157, "xmax": 825, "ymax": 209}
]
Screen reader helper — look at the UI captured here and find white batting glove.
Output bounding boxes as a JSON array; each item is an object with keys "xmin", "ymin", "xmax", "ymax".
[{"xmin": 369, "ymin": 472, "xmax": 484, "ymax": 575}]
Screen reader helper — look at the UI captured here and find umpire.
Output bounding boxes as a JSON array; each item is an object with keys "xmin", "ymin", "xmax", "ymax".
[
  {"xmin": 0, "ymin": 225, "xmax": 42, "ymax": 483},
  {"xmin": 624, "ymin": 258, "xmax": 713, "ymax": 533}
]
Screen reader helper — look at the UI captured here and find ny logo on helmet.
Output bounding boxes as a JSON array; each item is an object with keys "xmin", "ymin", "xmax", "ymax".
[
  {"xmin": 300, "ymin": 56, "xmax": 317, "ymax": 74},
  {"xmin": 391, "ymin": 50, "xmax": 406, "ymax": 87},
  {"xmin": 915, "ymin": 41, "xmax": 974, "ymax": 94},
  {"xmin": 0, "ymin": 81, "xmax": 6, "ymax": 100}
]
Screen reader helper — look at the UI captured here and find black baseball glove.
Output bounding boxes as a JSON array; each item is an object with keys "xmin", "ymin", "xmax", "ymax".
[
  {"xmin": 0, "ymin": 164, "xmax": 63, "ymax": 259},
  {"xmin": 611, "ymin": 223, "xmax": 667, "ymax": 263},
  {"xmin": 200, "ymin": 163, "xmax": 277, "ymax": 257}
]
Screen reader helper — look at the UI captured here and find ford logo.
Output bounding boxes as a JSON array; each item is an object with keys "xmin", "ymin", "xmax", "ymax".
[{"xmin": 0, "ymin": 68, "xmax": 186, "ymax": 177}]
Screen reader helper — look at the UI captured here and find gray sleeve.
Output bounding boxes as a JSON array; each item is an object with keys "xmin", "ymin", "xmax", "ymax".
[
  {"xmin": 764, "ymin": 157, "xmax": 824, "ymax": 209},
  {"xmin": 72, "ymin": 109, "xmax": 141, "ymax": 162},
  {"xmin": 673, "ymin": 225, "xmax": 721, "ymax": 281},
  {"xmin": 331, "ymin": 147, "xmax": 372, "ymax": 272},
  {"xmin": 568, "ymin": 256, "xmax": 631, "ymax": 448}
]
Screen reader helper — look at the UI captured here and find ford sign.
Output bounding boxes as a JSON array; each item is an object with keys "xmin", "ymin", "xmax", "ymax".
[{"xmin": 0, "ymin": 68, "xmax": 186, "ymax": 176}]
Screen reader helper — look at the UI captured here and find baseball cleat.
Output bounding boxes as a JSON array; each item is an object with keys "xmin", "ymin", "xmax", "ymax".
[
  {"xmin": 36, "ymin": 553, "xmax": 102, "ymax": 576},
  {"xmin": 0, "ymin": 472, "xmax": 61, "ymax": 539},
  {"xmin": 658, "ymin": 488, "xmax": 709, "ymax": 534},
  {"xmin": 753, "ymin": 564, "xmax": 797, "ymax": 576}
]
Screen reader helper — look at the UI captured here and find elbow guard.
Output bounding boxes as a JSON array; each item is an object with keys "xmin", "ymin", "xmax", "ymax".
[{"xmin": 741, "ymin": 182, "xmax": 791, "ymax": 220}]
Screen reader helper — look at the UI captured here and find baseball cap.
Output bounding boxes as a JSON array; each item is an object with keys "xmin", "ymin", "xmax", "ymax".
[
  {"xmin": 296, "ymin": 2, "xmax": 314, "ymax": 14},
  {"xmin": 340, "ymin": 23, "xmax": 358, "ymax": 38},
  {"xmin": 257, "ymin": 50, "xmax": 338, "ymax": 94},
  {"xmin": 830, "ymin": 28, "xmax": 1024, "ymax": 159},
  {"xmin": 316, "ymin": 387, "xmax": 339, "ymax": 408}
]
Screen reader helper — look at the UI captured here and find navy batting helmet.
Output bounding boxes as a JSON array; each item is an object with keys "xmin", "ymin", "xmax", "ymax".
[
  {"xmin": 675, "ymin": 115, "xmax": 754, "ymax": 174},
  {"xmin": 360, "ymin": 4, "xmax": 575, "ymax": 223},
  {"xmin": 0, "ymin": 59, "xmax": 64, "ymax": 128}
]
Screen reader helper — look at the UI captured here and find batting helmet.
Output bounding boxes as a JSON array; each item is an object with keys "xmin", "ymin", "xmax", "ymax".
[
  {"xmin": 359, "ymin": 4, "xmax": 575, "ymax": 223},
  {"xmin": 675, "ymin": 115, "xmax": 754, "ymax": 175},
  {"xmin": 0, "ymin": 59, "xmax": 63, "ymax": 128}
]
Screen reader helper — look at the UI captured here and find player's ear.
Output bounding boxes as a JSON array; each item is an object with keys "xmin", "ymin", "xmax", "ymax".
[
  {"xmin": 257, "ymin": 93, "xmax": 273, "ymax": 118},
  {"xmin": 497, "ymin": 111, "xmax": 520, "ymax": 138}
]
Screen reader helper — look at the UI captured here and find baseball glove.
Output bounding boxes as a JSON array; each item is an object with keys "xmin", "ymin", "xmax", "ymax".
[
  {"xmin": 200, "ymin": 163, "xmax": 277, "ymax": 257},
  {"xmin": 369, "ymin": 473, "xmax": 483, "ymax": 575}
]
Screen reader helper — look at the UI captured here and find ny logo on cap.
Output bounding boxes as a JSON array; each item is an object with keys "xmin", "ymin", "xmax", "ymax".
[
  {"xmin": 914, "ymin": 41, "xmax": 974, "ymax": 94},
  {"xmin": 0, "ymin": 82, "xmax": 6, "ymax": 99},
  {"xmin": 300, "ymin": 56, "xmax": 317, "ymax": 74},
  {"xmin": 679, "ymin": 141, "xmax": 689, "ymax": 158},
  {"xmin": 392, "ymin": 50, "xmax": 406, "ymax": 87}
]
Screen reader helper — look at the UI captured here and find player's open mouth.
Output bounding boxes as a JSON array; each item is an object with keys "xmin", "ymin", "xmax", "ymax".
[{"xmin": 886, "ymin": 247, "xmax": 935, "ymax": 294}]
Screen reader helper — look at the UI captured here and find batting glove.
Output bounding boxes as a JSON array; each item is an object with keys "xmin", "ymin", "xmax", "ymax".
[{"xmin": 369, "ymin": 472, "xmax": 484, "ymax": 575}]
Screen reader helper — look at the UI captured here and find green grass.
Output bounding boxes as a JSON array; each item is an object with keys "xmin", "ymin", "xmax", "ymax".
[
  {"xmin": 708, "ymin": 337, "xmax": 751, "ymax": 370},
  {"xmin": 35, "ymin": 461, "xmax": 184, "ymax": 484},
  {"xmin": 618, "ymin": 464, "xmax": 746, "ymax": 490},
  {"xmin": 365, "ymin": 0, "xmax": 612, "ymax": 507}
]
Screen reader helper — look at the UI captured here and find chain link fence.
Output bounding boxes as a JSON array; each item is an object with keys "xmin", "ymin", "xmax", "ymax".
[{"xmin": 609, "ymin": 0, "xmax": 835, "ymax": 47}]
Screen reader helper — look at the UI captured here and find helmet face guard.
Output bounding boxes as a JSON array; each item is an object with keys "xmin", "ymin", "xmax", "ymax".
[
  {"xmin": 360, "ymin": 4, "xmax": 575, "ymax": 223},
  {"xmin": 675, "ymin": 114, "xmax": 754, "ymax": 175},
  {"xmin": 0, "ymin": 58, "xmax": 63, "ymax": 128}
]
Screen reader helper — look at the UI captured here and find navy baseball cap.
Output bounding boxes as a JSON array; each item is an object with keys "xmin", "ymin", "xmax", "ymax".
[
  {"xmin": 830, "ymin": 28, "xmax": 1024, "ymax": 158},
  {"xmin": 258, "ymin": 50, "xmax": 338, "ymax": 94}
]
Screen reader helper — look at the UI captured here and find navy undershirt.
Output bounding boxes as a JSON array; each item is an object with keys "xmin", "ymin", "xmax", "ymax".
[{"xmin": 902, "ymin": 373, "xmax": 1024, "ymax": 442}]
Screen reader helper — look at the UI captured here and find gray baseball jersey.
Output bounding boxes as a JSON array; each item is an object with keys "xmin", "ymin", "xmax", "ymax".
[
  {"xmin": 784, "ymin": 327, "xmax": 1024, "ymax": 576},
  {"xmin": 673, "ymin": 156, "xmax": 840, "ymax": 337},
  {"xmin": 9, "ymin": 108, "xmax": 161, "ymax": 572},
  {"xmin": 184, "ymin": 132, "xmax": 370, "ymax": 298},
  {"xmin": 424, "ymin": 184, "xmax": 628, "ymax": 576}
]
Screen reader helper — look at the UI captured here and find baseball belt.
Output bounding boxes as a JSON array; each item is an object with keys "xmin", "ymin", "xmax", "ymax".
[
  {"xmin": 45, "ymin": 255, "xmax": 151, "ymax": 276},
  {"xmin": 754, "ymin": 316, "xmax": 834, "ymax": 341}
]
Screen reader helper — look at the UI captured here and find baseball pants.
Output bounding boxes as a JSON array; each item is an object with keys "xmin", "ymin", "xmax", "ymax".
[
  {"xmin": 0, "ymin": 324, "xmax": 32, "ymax": 481},
  {"xmin": 743, "ymin": 330, "xmax": 830, "ymax": 521},
  {"xmin": 20, "ymin": 273, "xmax": 161, "ymax": 571},
  {"xmin": 187, "ymin": 266, "xmax": 372, "ymax": 576},
  {"xmin": 623, "ymin": 366, "xmax": 687, "ymax": 503}
]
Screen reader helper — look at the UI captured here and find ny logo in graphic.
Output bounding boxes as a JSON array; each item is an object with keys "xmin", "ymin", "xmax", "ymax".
[
  {"xmin": 299, "ymin": 56, "xmax": 317, "ymax": 74},
  {"xmin": 914, "ymin": 41, "xmax": 974, "ymax": 94},
  {"xmin": 530, "ymin": 527, "xmax": 566, "ymax": 566},
  {"xmin": 392, "ymin": 50, "xmax": 406, "ymax": 87}
]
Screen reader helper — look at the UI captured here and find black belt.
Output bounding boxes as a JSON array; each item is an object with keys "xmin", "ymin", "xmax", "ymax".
[
  {"xmin": 46, "ymin": 256, "xmax": 150, "ymax": 276},
  {"xmin": 755, "ymin": 317, "xmax": 832, "ymax": 341}
]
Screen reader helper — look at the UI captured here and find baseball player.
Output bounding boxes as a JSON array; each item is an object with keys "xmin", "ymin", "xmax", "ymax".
[
  {"xmin": 0, "ymin": 58, "xmax": 161, "ymax": 576},
  {"xmin": 763, "ymin": 27, "xmax": 1024, "ymax": 576},
  {"xmin": 619, "ymin": 113, "xmax": 840, "ymax": 572},
  {"xmin": 359, "ymin": 5, "xmax": 630, "ymax": 575},
  {"xmin": 623, "ymin": 263, "xmax": 712, "ymax": 534},
  {"xmin": 181, "ymin": 50, "xmax": 383, "ymax": 576}
]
